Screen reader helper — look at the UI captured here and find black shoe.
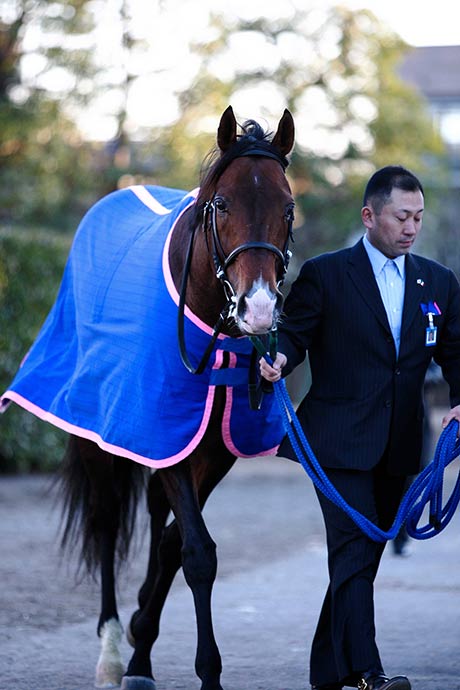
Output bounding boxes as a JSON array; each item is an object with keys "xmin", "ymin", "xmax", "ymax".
[
  {"xmin": 311, "ymin": 685, "xmax": 343, "ymax": 690},
  {"xmin": 357, "ymin": 673, "xmax": 411, "ymax": 690}
]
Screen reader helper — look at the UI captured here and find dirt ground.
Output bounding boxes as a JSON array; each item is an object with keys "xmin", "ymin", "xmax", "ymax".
[{"xmin": 1, "ymin": 444, "xmax": 459, "ymax": 690}]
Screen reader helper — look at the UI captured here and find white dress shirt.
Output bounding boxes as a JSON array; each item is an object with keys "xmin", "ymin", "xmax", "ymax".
[{"xmin": 363, "ymin": 234, "xmax": 405, "ymax": 356}]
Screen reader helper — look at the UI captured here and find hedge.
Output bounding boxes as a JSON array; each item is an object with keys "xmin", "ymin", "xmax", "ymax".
[{"xmin": 0, "ymin": 227, "xmax": 71, "ymax": 473}]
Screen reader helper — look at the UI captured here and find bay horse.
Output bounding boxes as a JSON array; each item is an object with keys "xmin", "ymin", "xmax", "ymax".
[{"xmin": 1, "ymin": 106, "xmax": 295, "ymax": 689}]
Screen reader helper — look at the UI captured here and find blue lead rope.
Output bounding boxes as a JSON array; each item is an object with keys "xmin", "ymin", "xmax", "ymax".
[
  {"xmin": 251, "ymin": 337, "xmax": 460, "ymax": 542},
  {"xmin": 274, "ymin": 376, "xmax": 460, "ymax": 542}
]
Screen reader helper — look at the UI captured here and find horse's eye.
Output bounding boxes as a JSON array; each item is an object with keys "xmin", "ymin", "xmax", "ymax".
[{"xmin": 214, "ymin": 197, "xmax": 228, "ymax": 213}]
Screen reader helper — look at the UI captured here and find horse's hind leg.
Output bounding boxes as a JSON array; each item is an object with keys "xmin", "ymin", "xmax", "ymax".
[
  {"xmin": 59, "ymin": 436, "xmax": 144, "ymax": 688},
  {"xmin": 94, "ymin": 489, "xmax": 125, "ymax": 690}
]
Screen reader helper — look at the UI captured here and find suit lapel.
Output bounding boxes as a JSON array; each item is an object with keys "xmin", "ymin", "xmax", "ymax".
[
  {"xmin": 347, "ymin": 239, "xmax": 391, "ymax": 333},
  {"xmin": 401, "ymin": 253, "xmax": 426, "ymax": 338}
]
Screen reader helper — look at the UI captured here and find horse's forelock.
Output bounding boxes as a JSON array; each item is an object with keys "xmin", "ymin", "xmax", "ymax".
[{"xmin": 240, "ymin": 119, "xmax": 271, "ymax": 143}]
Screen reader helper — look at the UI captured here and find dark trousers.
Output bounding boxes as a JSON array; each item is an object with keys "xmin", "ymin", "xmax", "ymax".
[{"xmin": 310, "ymin": 460, "xmax": 407, "ymax": 687}]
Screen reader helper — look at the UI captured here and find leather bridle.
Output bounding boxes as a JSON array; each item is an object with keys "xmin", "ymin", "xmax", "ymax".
[
  {"xmin": 202, "ymin": 195, "xmax": 294, "ymax": 303},
  {"xmin": 178, "ymin": 150, "xmax": 294, "ymax": 375}
]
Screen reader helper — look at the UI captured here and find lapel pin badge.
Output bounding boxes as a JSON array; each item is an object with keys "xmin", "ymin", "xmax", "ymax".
[{"xmin": 416, "ymin": 278, "xmax": 425, "ymax": 286}]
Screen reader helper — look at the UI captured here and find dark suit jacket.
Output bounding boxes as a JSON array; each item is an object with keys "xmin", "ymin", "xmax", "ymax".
[{"xmin": 277, "ymin": 239, "xmax": 460, "ymax": 475}]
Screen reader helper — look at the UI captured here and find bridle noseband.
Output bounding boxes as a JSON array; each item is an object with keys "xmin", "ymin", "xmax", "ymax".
[{"xmin": 178, "ymin": 148, "xmax": 294, "ymax": 375}]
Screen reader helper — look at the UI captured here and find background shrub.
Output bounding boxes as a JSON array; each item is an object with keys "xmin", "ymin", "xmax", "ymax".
[{"xmin": 0, "ymin": 228, "xmax": 71, "ymax": 473}]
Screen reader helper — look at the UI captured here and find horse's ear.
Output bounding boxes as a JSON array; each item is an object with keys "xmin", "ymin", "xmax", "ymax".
[
  {"xmin": 217, "ymin": 106, "xmax": 237, "ymax": 153},
  {"xmin": 271, "ymin": 109, "xmax": 295, "ymax": 157}
]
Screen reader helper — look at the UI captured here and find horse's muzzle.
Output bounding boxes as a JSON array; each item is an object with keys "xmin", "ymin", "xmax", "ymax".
[{"xmin": 236, "ymin": 285, "xmax": 282, "ymax": 335}]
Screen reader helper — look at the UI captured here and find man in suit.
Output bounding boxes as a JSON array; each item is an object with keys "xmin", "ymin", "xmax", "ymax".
[{"xmin": 260, "ymin": 166, "xmax": 460, "ymax": 690}]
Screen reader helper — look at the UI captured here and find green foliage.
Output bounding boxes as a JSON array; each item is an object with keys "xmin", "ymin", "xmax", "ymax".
[
  {"xmin": 151, "ymin": 77, "xmax": 235, "ymax": 190},
  {"xmin": 175, "ymin": 6, "xmax": 447, "ymax": 258},
  {"xmin": 0, "ymin": 0, "xmax": 100, "ymax": 227},
  {"xmin": 0, "ymin": 227, "xmax": 70, "ymax": 472},
  {"xmin": 0, "ymin": 0, "xmax": 96, "ymax": 102},
  {"xmin": 0, "ymin": 97, "xmax": 98, "ymax": 227}
]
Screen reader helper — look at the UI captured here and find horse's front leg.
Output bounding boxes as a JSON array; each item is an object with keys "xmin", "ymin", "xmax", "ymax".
[
  {"xmin": 123, "ymin": 519, "xmax": 182, "ymax": 690},
  {"xmin": 162, "ymin": 460, "xmax": 223, "ymax": 690},
  {"xmin": 122, "ymin": 459, "xmax": 223, "ymax": 690},
  {"xmin": 129, "ymin": 472, "xmax": 173, "ymax": 621},
  {"xmin": 126, "ymin": 471, "xmax": 177, "ymax": 651}
]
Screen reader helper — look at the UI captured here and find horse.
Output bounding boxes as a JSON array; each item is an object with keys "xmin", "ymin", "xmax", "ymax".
[{"xmin": 1, "ymin": 106, "xmax": 295, "ymax": 690}]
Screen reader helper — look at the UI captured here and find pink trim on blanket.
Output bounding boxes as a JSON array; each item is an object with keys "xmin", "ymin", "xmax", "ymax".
[
  {"xmin": 222, "ymin": 383, "xmax": 279, "ymax": 457},
  {"xmin": 220, "ymin": 353, "xmax": 279, "ymax": 458},
  {"xmin": 128, "ymin": 185, "xmax": 172, "ymax": 215},
  {"xmin": 162, "ymin": 192, "xmax": 227, "ymax": 339},
  {"xmin": 1, "ymin": 388, "xmax": 218, "ymax": 469}
]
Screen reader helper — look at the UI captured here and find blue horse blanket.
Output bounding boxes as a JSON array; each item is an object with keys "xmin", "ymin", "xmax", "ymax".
[{"xmin": 1, "ymin": 185, "xmax": 284, "ymax": 468}]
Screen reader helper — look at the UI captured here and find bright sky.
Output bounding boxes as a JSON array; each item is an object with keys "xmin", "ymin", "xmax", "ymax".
[
  {"xmin": 76, "ymin": 0, "xmax": 460, "ymax": 141},
  {"xmin": 337, "ymin": 0, "xmax": 460, "ymax": 47}
]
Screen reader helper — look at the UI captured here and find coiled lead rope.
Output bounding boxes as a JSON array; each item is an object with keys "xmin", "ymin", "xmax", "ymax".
[{"xmin": 251, "ymin": 337, "xmax": 460, "ymax": 542}]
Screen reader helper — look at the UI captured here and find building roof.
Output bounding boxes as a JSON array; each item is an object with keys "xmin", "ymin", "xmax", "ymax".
[{"xmin": 399, "ymin": 45, "xmax": 460, "ymax": 100}]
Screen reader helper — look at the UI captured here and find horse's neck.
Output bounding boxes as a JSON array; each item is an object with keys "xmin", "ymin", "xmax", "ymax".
[{"xmin": 169, "ymin": 212, "xmax": 230, "ymax": 332}]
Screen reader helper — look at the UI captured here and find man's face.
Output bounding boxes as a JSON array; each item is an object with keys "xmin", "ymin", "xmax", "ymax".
[{"xmin": 361, "ymin": 188, "xmax": 424, "ymax": 259}]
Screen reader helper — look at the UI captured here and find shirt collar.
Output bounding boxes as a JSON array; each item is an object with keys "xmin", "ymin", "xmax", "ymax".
[{"xmin": 363, "ymin": 234, "xmax": 405, "ymax": 279}]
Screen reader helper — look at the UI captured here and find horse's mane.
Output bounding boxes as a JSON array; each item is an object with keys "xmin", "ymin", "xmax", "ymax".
[{"xmin": 191, "ymin": 119, "xmax": 288, "ymax": 229}]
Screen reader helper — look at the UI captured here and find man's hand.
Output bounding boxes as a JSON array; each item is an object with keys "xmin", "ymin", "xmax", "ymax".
[
  {"xmin": 442, "ymin": 404, "xmax": 460, "ymax": 434},
  {"xmin": 259, "ymin": 352, "xmax": 287, "ymax": 383}
]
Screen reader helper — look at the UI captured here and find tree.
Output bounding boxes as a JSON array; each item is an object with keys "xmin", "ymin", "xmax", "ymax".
[
  {"xmin": 0, "ymin": 0, "xmax": 97, "ymax": 227},
  {"xmin": 165, "ymin": 6, "xmax": 446, "ymax": 262}
]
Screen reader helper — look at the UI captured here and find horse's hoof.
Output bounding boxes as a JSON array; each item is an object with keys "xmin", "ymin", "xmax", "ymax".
[{"xmin": 120, "ymin": 676, "xmax": 156, "ymax": 690}]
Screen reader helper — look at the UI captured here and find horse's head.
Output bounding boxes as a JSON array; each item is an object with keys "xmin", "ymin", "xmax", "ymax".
[{"xmin": 198, "ymin": 106, "xmax": 295, "ymax": 336}]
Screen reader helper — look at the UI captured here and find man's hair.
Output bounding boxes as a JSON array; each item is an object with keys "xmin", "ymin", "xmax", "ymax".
[{"xmin": 363, "ymin": 165, "xmax": 424, "ymax": 214}]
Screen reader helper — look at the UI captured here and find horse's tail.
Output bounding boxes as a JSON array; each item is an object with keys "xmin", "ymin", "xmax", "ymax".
[{"xmin": 56, "ymin": 435, "xmax": 147, "ymax": 578}]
